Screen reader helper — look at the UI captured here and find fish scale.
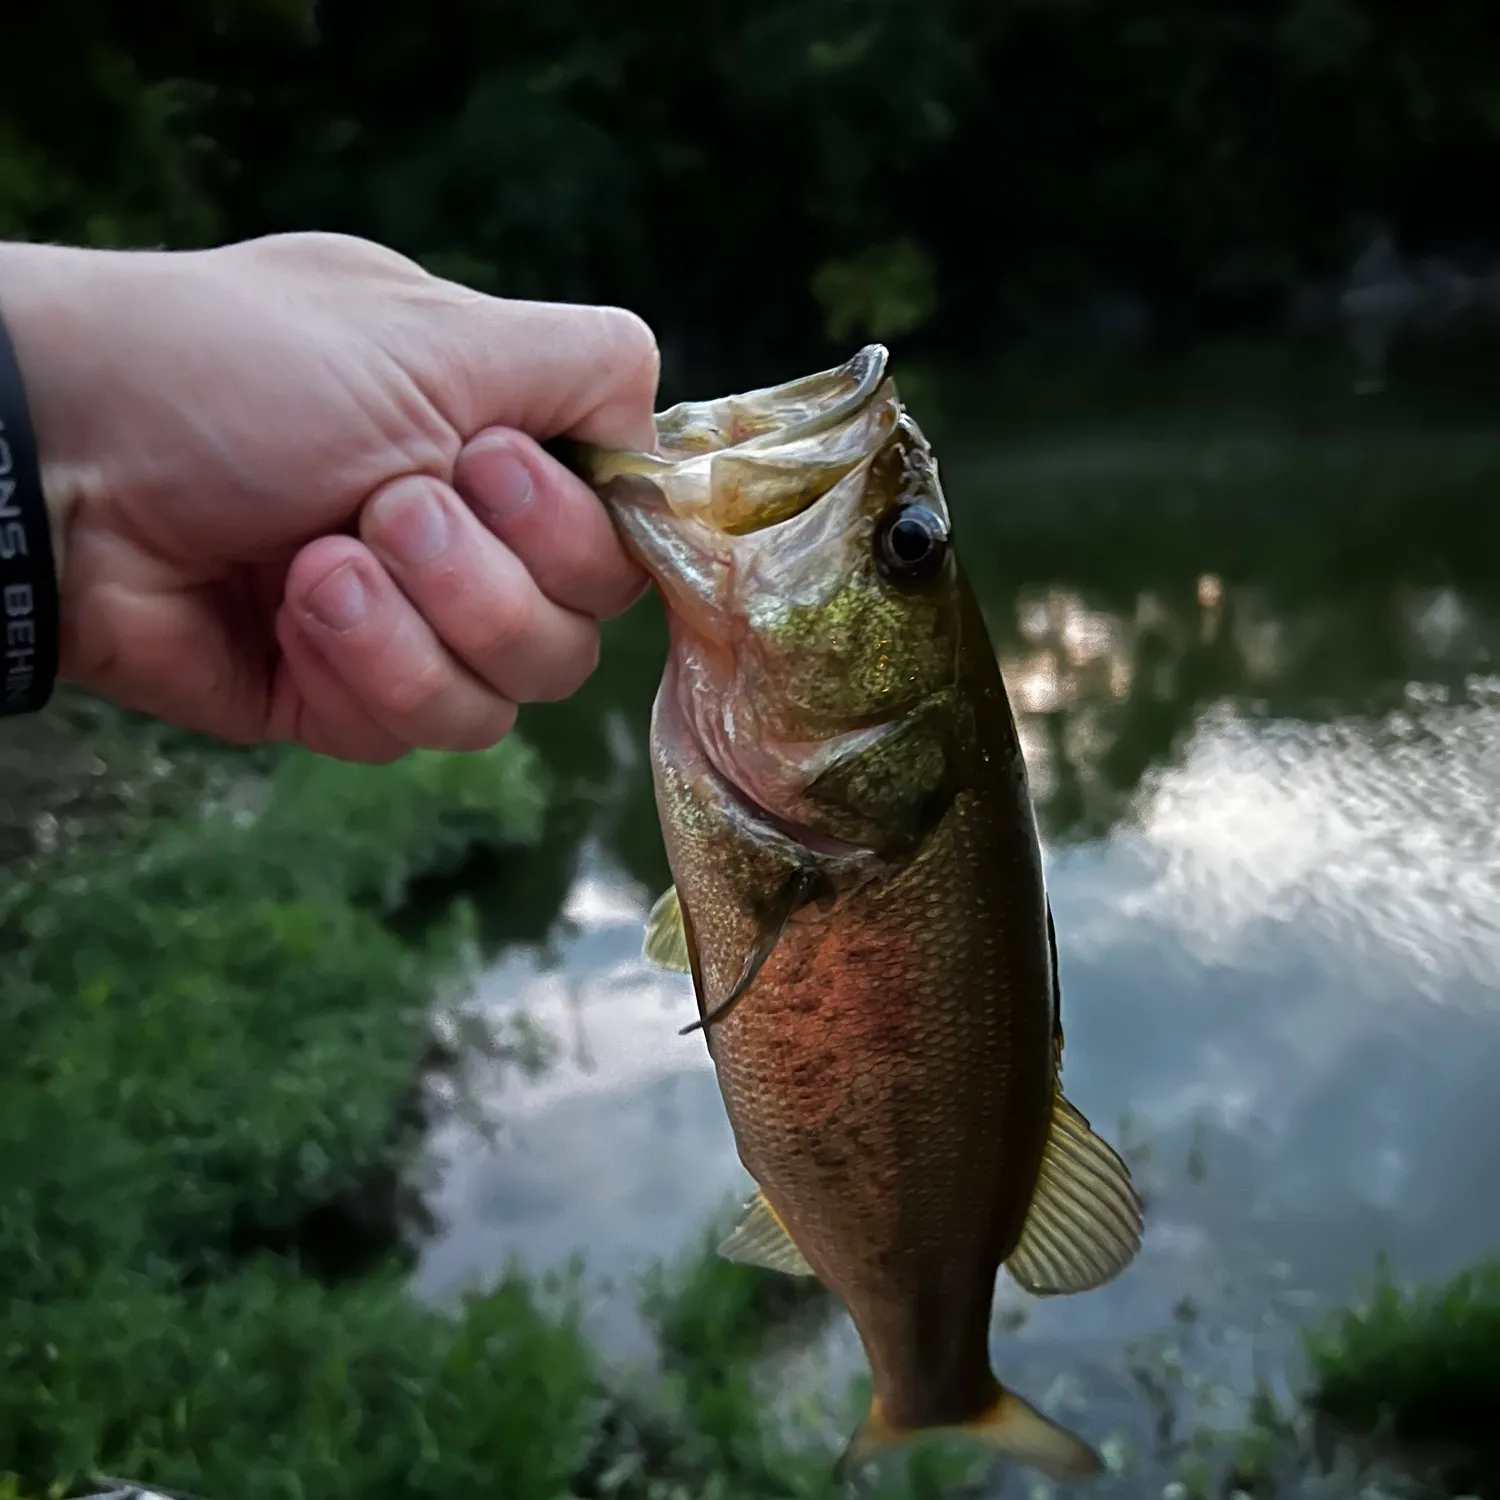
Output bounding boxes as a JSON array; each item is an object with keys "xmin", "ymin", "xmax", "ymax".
[{"xmin": 572, "ymin": 344, "xmax": 1145, "ymax": 1486}]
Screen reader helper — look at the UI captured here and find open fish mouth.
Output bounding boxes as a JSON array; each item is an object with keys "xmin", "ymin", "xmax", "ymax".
[
  {"xmin": 652, "ymin": 341, "xmax": 890, "ymax": 460},
  {"xmin": 574, "ymin": 343, "xmax": 906, "ymax": 538}
]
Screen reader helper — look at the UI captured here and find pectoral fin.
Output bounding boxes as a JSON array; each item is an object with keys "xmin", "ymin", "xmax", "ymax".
[
  {"xmin": 1005, "ymin": 1094, "xmax": 1143, "ymax": 1297},
  {"xmin": 680, "ymin": 866, "xmax": 826, "ymax": 1037},
  {"xmin": 718, "ymin": 1188, "xmax": 818, "ymax": 1278},
  {"xmin": 643, "ymin": 886, "xmax": 692, "ymax": 972}
]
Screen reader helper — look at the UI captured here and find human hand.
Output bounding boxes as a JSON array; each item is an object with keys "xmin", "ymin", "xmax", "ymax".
[{"xmin": 0, "ymin": 231, "xmax": 659, "ymax": 761}]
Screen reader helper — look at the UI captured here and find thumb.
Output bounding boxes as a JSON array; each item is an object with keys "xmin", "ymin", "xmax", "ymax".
[{"xmin": 447, "ymin": 296, "xmax": 662, "ymax": 453}]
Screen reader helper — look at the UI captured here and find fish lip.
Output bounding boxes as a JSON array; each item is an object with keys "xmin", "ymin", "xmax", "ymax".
[
  {"xmin": 578, "ymin": 343, "xmax": 898, "ymax": 538},
  {"xmin": 575, "ymin": 347, "xmax": 916, "ymax": 642},
  {"xmin": 654, "ymin": 342, "xmax": 891, "ymax": 461}
]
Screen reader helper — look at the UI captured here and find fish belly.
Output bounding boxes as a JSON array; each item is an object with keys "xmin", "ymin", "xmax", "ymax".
[{"xmin": 695, "ymin": 799, "xmax": 1055, "ymax": 1420}]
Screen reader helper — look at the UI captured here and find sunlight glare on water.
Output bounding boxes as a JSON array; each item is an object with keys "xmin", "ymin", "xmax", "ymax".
[
  {"xmin": 1101, "ymin": 688, "xmax": 1500, "ymax": 1006},
  {"xmin": 414, "ymin": 853, "xmax": 724, "ymax": 1337}
]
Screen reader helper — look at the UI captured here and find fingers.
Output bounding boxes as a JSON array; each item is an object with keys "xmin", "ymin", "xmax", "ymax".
[
  {"xmin": 282, "ymin": 531, "xmax": 520, "ymax": 753},
  {"xmin": 271, "ymin": 617, "xmax": 410, "ymax": 764},
  {"xmin": 451, "ymin": 299, "xmax": 661, "ymax": 452},
  {"xmin": 283, "ymin": 462, "xmax": 619, "ymax": 752},
  {"xmin": 453, "ymin": 428, "xmax": 647, "ymax": 619},
  {"xmin": 360, "ymin": 471, "xmax": 603, "ymax": 702}
]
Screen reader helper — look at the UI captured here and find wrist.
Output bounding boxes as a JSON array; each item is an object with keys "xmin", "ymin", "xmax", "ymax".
[
  {"xmin": 0, "ymin": 241, "xmax": 114, "ymax": 588},
  {"xmin": 0, "ymin": 246, "xmax": 66, "ymax": 714}
]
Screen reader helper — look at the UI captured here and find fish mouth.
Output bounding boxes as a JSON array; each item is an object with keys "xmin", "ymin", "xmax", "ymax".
[
  {"xmin": 576, "ymin": 343, "xmax": 903, "ymax": 540},
  {"xmin": 595, "ymin": 351, "xmax": 945, "ymax": 876},
  {"xmin": 653, "ymin": 342, "xmax": 891, "ymax": 461}
]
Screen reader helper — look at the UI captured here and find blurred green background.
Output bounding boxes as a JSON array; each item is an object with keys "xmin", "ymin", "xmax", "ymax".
[
  {"xmin": 8, "ymin": 0, "xmax": 1500, "ymax": 382},
  {"xmin": 6, "ymin": 5, "xmax": 1500, "ymax": 1499}
]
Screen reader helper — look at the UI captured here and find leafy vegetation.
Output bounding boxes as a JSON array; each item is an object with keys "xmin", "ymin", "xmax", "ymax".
[
  {"xmin": 1307, "ymin": 1260, "xmax": 1500, "ymax": 1481},
  {"xmin": 0, "ymin": 716, "xmax": 573, "ymax": 1495}
]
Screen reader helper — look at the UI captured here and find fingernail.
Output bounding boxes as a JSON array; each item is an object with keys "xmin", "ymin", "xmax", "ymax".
[
  {"xmin": 468, "ymin": 444, "xmax": 535, "ymax": 526},
  {"xmin": 305, "ymin": 564, "xmax": 368, "ymax": 632},
  {"xmin": 373, "ymin": 484, "xmax": 449, "ymax": 565}
]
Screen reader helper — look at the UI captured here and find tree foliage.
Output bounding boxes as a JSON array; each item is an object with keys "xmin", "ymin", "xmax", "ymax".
[{"xmin": 6, "ymin": 1, "xmax": 1500, "ymax": 373}]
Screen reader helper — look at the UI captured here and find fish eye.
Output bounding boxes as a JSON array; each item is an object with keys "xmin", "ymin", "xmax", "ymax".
[{"xmin": 875, "ymin": 503, "xmax": 949, "ymax": 586}]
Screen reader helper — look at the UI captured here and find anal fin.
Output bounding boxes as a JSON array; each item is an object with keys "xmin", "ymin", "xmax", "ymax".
[
  {"xmin": 1005, "ymin": 1093, "xmax": 1143, "ymax": 1297},
  {"xmin": 718, "ymin": 1188, "xmax": 818, "ymax": 1278},
  {"xmin": 643, "ymin": 886, "xmax": 692, "ymax": 973}
]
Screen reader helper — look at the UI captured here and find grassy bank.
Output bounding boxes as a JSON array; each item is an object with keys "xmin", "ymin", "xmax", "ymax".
[
  {"xmin": 1301, "ymin": 1262, "xmax": 1500, "ymax": 1499},
  {"xmin": 0, "ymin": 703, "xmax": 562, "ymax": 1495}
]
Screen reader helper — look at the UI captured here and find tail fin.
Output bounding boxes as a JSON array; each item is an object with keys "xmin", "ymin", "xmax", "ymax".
[{"xmin": 835, "ymin": 1386, "xmax": 1104, "ymax": 1486}]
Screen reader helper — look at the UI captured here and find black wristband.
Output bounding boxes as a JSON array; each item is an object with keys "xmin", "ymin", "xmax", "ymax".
[{"xmin": 0, "ymin": 305, "xmax": 58, "ymax": 717}]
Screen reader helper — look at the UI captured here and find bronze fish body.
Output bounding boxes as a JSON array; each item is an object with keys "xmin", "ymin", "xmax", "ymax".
[{"xmin": 573, "ymin": 346, "xmax": 1143, "ymax": 1483}]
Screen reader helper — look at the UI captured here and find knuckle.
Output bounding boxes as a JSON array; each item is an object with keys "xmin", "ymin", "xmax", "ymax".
[
  {"xmin": 527, "ymin": 637, "xmax": 600, "ymax": 704},
  {"xmin": 596, "ymin": 305, "xmax": 660, "ymax": 390},
  {"xmin": 435, "ymin": 700, "xmax": 518, "ymax": 754},
  {"xmin": 241, "ymin": 230, "xmax": 421, "ymax": 277},
  {"xmin": 468, "ymin": 582, "xmax": 538, "ymax": 661},
  {"xmin": 372, "ymin": 655, "xmax": 451, "ymax": 722}
]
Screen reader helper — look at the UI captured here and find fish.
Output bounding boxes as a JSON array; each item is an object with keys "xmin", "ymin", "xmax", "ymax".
[{"xmin": 566, "ymin": 344, "xmax": 1143, "ymax": 1485}]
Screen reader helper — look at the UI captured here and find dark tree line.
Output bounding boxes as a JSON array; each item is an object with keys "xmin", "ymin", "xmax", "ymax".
[{"xmin": 6, "ymin": 0, "xmax": 1500, "ymax": 383}]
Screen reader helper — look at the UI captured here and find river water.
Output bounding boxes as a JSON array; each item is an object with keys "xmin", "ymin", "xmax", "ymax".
[{"xmin": 412, "ymin": 337, "xmax": 1500, "ymax": 1484}]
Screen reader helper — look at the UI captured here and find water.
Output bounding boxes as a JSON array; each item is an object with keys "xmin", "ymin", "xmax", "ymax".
[{"xmin": 414, "ymin": 336, "xmax": 1500, "ymax": 1470}]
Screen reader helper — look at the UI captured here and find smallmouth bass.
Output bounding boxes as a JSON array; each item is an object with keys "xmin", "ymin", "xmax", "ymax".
[{"xmin": 568, "ymin": 345, "xmax": 1143, "ymax": 1484}]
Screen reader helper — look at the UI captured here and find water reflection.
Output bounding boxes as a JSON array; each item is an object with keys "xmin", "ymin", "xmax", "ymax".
[
  {"xmin": 415, "ymin": 351, "xmax": 1500, "ymax": 1470},
  {"xmin": 419, "ymin": 656, "xmax": 1500, "ymax": 1285},
  {"xmin": 415, "ymin": 858, "xmax": 725, "ymax": 1355},
  {"xmin": 996, "ymin": 576, "xmax": 1500, "ymax": 841}
]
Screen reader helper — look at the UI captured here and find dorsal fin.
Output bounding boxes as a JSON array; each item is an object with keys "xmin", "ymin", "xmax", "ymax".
[
  {"xmin": 1006, "ymin": 1093, "xmax": 1143, "ymax": 1296},
  {"xmin": 1005, "ymin": 898, "xmax": 1143, "ymax": 1296}
]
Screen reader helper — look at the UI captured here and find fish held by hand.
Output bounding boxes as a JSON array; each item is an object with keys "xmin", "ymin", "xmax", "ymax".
[{"xmin": 573, "ymin": 345, "xmax": 1144, "ymax": 1485}]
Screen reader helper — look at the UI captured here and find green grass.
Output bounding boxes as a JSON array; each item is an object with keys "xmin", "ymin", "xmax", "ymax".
[
  {"xmin": 642, "ymin": 1214, "xmax": 833, "ymax": 1373},
  {"xmin": 0, "ymin": 728, "xmax": 549, "ymax": 1293},
  {"xmin": 1306, "ymin": 1259, "xmax": 1500, "ymax": 1455},
  {"xmin": 0, "ymin": 719, "xmax": 606, "ymax": 1498},
  {"xmin": 1, "ymin": 1262, "xmax": 599, "ymax": 1500}
]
